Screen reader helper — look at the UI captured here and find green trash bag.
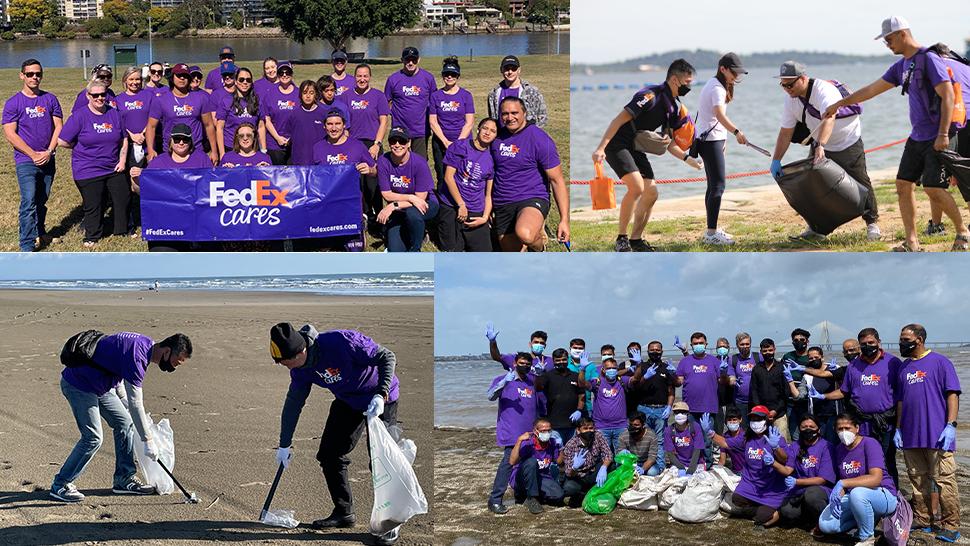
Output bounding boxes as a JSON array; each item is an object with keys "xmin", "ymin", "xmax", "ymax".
[{"xmin": 582, "ymin": 452, "xmax": 639, "ymax": 515}]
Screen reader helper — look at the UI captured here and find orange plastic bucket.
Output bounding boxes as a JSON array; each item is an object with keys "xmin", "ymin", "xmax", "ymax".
[{"xmin": 590, "ymin": 162, "xmax": 616, "ymax": 210}]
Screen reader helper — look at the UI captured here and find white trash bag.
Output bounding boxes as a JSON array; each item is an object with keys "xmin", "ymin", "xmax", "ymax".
[
  {"xmin": 618, "ymin": 470, "xmax": 677, "ymax": 511},
  {"xmin": 133, "ymin": 413, "xmax": 175, "ymax": 495},
  {"xmin": 367, "ymin": 415, "xmax": 428, "ymax": 535},
  {"xmin": 668, "ymin": 470, "xmax": 726, "ymax": 523},
  {"xmin": 260, "ymin": 509, "xmax": 299, "ymax": 529},
  {"xmin": 658, "ymin": 467, "xmax": 689, "ymax": 510}
]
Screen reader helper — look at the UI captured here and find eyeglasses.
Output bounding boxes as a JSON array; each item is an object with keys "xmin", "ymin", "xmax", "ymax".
[
  {"xmin": 388, "ymin": 138, "xmax": 408, "ymax": 145},
  {"xmin": 237, "ymin": 133, "xmax": 254, "ymax": 139},
  {"xmin": 780, "ymin": 80, "xmax": 797, "ymax": 90},
  {"xmin": 236, "ymin": 77, "xmax": 253, "ymax": 83},
  {"xmin": 23, "ymin": 71, "xmax": 43, "ymax": 78},
  {"xmin": 172, "ymin": 136, "xmax": 192, "ymax": 144},
  {"xmin": 150, "ymin": 69, "xmax": 164, "ymax": 76},
  {"xmin": 89, "ymin": 92, "xmax": 107, "ymax": 98}
]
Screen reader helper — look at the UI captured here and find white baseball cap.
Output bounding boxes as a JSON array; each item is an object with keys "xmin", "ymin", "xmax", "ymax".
[{"xmin": 875, "ymin": 15, "xmax": 910, "ymax": 40}]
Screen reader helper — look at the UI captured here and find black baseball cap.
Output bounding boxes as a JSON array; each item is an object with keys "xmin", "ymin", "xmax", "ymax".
[
  {"xmin": 401, "ymin": 47, "xmax": 419, "ymax": 61},
  {"xmin": 442, "ymin": 61, "xmax": 460, "ymax": 76},
  {"xmin": 332, "ymin": 50, "xmax": 348, "ymax": 62},
  {"xmin": 324, "ymin": 107, "xmax": 345, "ymax": 122},
  {"xmin": 718, "ymin": 52, "xmax": 748, "ymax": 74},
  {"xmin": 270, "ymin": 322, "xmax": 306, "ymax": 362},
  {"xmin": 170, "ymin": 123, "xmax": 192, "ymax": 139},
  {"xmin": 500, "ymin": 55, "xmax": 520, "ymax": 70},
  {"xmin": 219, "ymin": 46, "xmax": 235, "ymax": 58},
  {"xmin": 388, "ymin": 126, "xmax": 411, "ymax": 141}
]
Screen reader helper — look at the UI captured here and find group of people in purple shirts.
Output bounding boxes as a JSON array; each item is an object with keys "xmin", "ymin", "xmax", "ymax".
[
  {"xmin": 4, "ymin": 44, "xmax": 569, "ymax": 253},
  {"xmin": 482, "ymin": 323, "xmax": 961, "ymax": 546}
]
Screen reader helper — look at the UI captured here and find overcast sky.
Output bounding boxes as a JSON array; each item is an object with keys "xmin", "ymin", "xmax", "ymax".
[
  {"xmin": 435, "ymin": 254, "xmax": 970, "ymax": 355},
  {"xmin": 571, "ymin": 0, "xmax": 969, "ymax": 64}
]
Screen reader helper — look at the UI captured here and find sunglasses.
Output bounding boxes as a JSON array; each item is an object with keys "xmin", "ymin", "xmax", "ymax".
[
  {"xmin": 223, "ymin": 74, "xmax": 236, "ymax": 79},
  {"xmin": 333, "ymin": 59, "xmax": 346, "ymax": 64},
  {"xmin": 236, "ymin": 77, "xmax": 253, "ymax": 83},
  {"xmin": 502, "ymin": 65, "xmax": 519, "ymax": 71},
  {"xmin": 237, "ymin": 133, "xmax": 254, "ymax": 139},
  {"xmin": 403, "ymin": 57, "xmax": 419, "ymax": 63},
  {"xmin": 780, "ymin": 80, "xmax": 797, "ymax": 90},
  {"xmin": 191, "ymin": 74, "xmax": 203, "ymax": 80},
  {"xmin": 23, "ymin": 71, "xmax": 43, "ymax": 78},
  {"xmin": 89, "ymin": 92, "xmax": 107, "ymax": 98},
  {"xmin": 278, "ymin": 70, "xmax": 293, "ymax": 76},
  {"xmin": 150, "ymin": 69, "xmax": 164, "ymax": 75},
  {"xmin": 173, "ymin": 73, "xmax": 189, "ymax": 79},
  {"xmin": 220, "ymin": 54, "xmax": 234, "ymax": 59},
  {"xmin": 442, "ymin": 72, "xmax": 458, "ymax": 78},
  {"xmin": 388, "ymin": 137, "xmax": 408, "ymax": 145},
  {"xmin": 172, "ymin": 136, "xmax": 192, "ymax": 144}
]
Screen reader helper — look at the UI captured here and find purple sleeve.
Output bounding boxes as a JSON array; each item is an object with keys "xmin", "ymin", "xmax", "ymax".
[
  {"xmin": 377, "ymin": 155, "xmax": 392, "ymax": 192},
  {"xmin": 50, "ymin": 94, "xmax": 63, "ymax": 119},
  {"xmin": 783, "ymin": 443, "xmax": 797, "ymax": 470},
  {"xmin": 499, "ymin": 353, "xmax": 514, "ymax": 371},
  {"xmin": 882, "ymin": 59, "xmax": 904, "ymax": 87},
  {"xmin": 216, "ymin": 95, "xmax": 230, "ymax": 121},
  {"xmin": 864, "ymin": 437, "xmax": 886, "ymax": 473},
  {"xmin": 676, "ymin": 357, "xmax": 688, "ymax": 379},
  {"xmin": 383, "ymin": 73, "xmax": 396, "ymax": 104},
  {"xmin": 624, "ymin": 88, "xmax": 655, "ymax": 118},
  {"xmin": 464, "ymin": 89, "xmax": 476, "ymax": 114},
  {"xmin": 621, "ymin": 375, "xmax": 632, "ymax": 389},
  {"xmin": 1, "ymin": 95, "xmax": 18, "ymax": 124},
  {"xmin": 728, "ymin": 358, "xmax": 737, "ymax": 378},
  {"xmin": 60, "ymin": 111, "xmax": 81, "ymax": 144},
  {"xmin": 840, "ymin": 366, "xmax": 853, "ymax": 394},
  {"xmin": 942, "ymin": 356, "xmax": 962, "ymax": 394},
  {"xmin": 725, "ymin": 432, "xmax": 745, "ymax": 451},
  {"xmin": 691, "ymin": 423, "xmax": 704, "ymax": 449},
  {"xmin": 414, "ymin": 158, "xmax": 434, "ymax": 193},
  {"xmin": 356, "ymin": 141, "xmax": 376, "ymax": 167},
  {"xmin": 925, "ymin": 52, "xmax": 951, "ymax": 88},
  {"xmin": 149, "ymin": 96, "xmax": 163, "ymax": 120},
  {"xmin": 346, "ymin": 331, "xmax": 379, "ymax": 367},
  {"xmin": 518, "ymin": 441, "xmax": 535, "ymax": 460},
  {"xmin": 534, "ymin": 129, "xmax": 561, "ymax": 171},
  {"xmin": 489, "ymin": 374, "xmax": 504, "ymax": 392},
  {"xmin": 427, "ymin": 71, "xmax": 438, "ymax": 104},
  {"xmin": 71, "ymin": 90, "xmax": 85, "ymax": 113},
  {"xmin": 442, "ymin": 139, "xmax": 464, "ymax": 169},
  {"xmin": 818, "ymin": 444, "xmax": 837, "ymax": 484},
  {"xmin": 663, "ymin": 428, "xmax": 674, "ymax": 452},
  {"xmin": 429, "ymin": 91, "xmax": 442, "ymax": 116},
  {"xmin": 204, "ymin": 92, "xmax": 218, "ymax": 115},
  {"xmin": 585, "ymin": 377, "xmax": 598, "ymax": 393}
]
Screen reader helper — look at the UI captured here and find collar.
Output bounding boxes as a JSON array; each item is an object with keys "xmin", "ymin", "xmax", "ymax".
[{"xmin": 910, "ymin": 349, "xmax": 933, "ymax": 360}]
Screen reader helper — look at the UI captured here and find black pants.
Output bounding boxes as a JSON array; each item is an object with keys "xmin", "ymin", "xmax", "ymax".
[
  {"xmin": 778, "ymin": 485, "xmax": 828, "ymax": 528},
  {"xmin": 731, "ymin": 491, "xmax": 778, "ymax": 525},
  {"xmin": 359, "ymin": 139, "xmax": 384, "ymax": 234},
  {"xmin": 74, "ymin": 172, "xmax": 130, "ymax": 242},
  {"xmin": 513, "ymin": 457, "xmax": 564, "ymax": 503},
  {"xmin": 269, "ymin": 147, "xmax": 290, "ymax": 166},
  {"xmin": 315, "ymin": 397, "xmax": 398, "ymax": 517},
  {"xmin": 823, "ymin": 138, "xmax": 878, "ymax": 223},
  {"xmin": 436, "ymin": 203, "xmax": 492, "ymax": 251},
  {"xmin": 410, "ymin": 136, "xmax": 429, "ymax": 159},
  {"xmin": 697, "ymin": 140, "xmax": 727, "ymax": 229},
  {"xmin": 562, "ymin": 472, "xmax": 597, "ymax": 507},
  {"xmin": 126, "ymin": 138, "xmax": 148, "ymax": 232},
  {"xmin": 431, "ymin": 135, "xmax": 447, "ymax": 187}
]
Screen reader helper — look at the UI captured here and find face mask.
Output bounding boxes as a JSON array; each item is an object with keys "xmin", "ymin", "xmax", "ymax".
[
  {"xmin": 716, "ymin": 347, "xmax": 729, "ymax": 357},
  {"xmin": 677, "ymin": 83, "xmax": 691, "ymax": 96},
  {"xmin": 844, "ymin": 351, "xmax": 860, "ymax": 361},
  {"xmin": 793, "ymin": 340, "xmax": 808, "ymax": 352},
  {"xmin": 537, "ymin": 431, "xmax": 551, "ymax": 443},
  {"xmin": 159, "ymin": 355, "xmax": 176, "ymax": 373},
  {"xmin": 628, "ymin": 425, "xmax": 643, "ymax": 434},
  {"xmin": 749, "ymin": 420, "xmax": 767, "ymax": 434},
  {"xmin": 674, "ymin": 413, "xmax": 688, "ymax": 425},
  {"xmin": 579, "ymin": 431, "xmax": 595, "ymax": 444},
  {"xmin": 761, "ymin": 352, "xmax": 775, "ymax": 363},
  {"xmin": 738, "ymin": 347, "xmax": 751, "ymax": 357},
  {"xmin": 604, "ymin": 369, "xmax": 618, "ymax": 380},
  {"xmin": 648, "ymin": 352, "xmax": 663, "ymax": 362},
  {"xmin": 838, "ymin": 430, "xmax": 856, "ymax": 446},
  {"xmin": 601, "ymin": 354, "xmax": 614, "ymax": 362},
  {"xmin": 726, "ymin": 422, "xmax": 740, "ymax": 432},
  {"xmin": 692, "ymin": 343, "xmax": 706, "ymax": 355},
  {"xmin": 532, "ymin": 343, "xmax": 545, "ymax": 354},
  {"xmin": 800, "ymin": 429, "xmax": 819, "ymax": 443},
  {"xmin": 899, "ymin": 340, "xmax": 918, "ymax": 357},
  {"xmin": 554, "ymin": 360, "xmax": 568, "ymax": 370},
  {"xmin": 808, "ymin": 359, "xmax": 823, "ymax": 369},
  {"xmin": 515, "ymin": 365, "xmax": 531, "ymax": 376},
  {"xmin": 570, "ymin": 348, "xmax": 583, "ymax": 359},
  {"xmin": 860, "ymin": 344, "xmax": 879, "ymax": 358}
]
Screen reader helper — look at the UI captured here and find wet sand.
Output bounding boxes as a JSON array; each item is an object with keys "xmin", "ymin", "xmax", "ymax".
[
  {"xmin": 433, "ymin": 427, "xmax": 970, "ymax": 546},
  {"xmin": 0, "ymin": 289, "xmax": 433, "ymax": 545}
]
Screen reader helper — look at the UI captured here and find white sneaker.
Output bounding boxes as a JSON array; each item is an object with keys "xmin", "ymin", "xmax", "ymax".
[
  {"xmin": 702, "ymin": 229, "xmax": 735, "ymax": 245},
  {"xmin": 866, "ymin": 223, "xmax": 882, "ymax": 241},
  {"xmin": 50, "ymin": 482, "xmax": 84, "ymax": 502}
]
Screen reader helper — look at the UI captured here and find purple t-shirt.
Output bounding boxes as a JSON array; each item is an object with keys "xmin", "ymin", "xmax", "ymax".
[
  {"xmin": 834, "ymin": 436, "xmax": 897, "ymax": 496},
  {"xmin": 286, "ymin": 105, "xmax": 328, "ymax": 166},
  {"xmin": 490, "ymin": 124, "xmax": 560, "ymax": 206},
  {"xmin": 727, "ymin": 433, "xmax": 790, "ymax": 508},
  {"xmin": 60, "ymin": 106, "xmax": 126, "ymax": 180},
  {"xmin": 288, "ymin": 330, "xmax": 400, "ymax": 412},
  {"xmin": 219, "ymin": 150, "xmax": 271, "ymax": 167},
  {"xmin": 204, "ymin": 67, "xmax": 223, "ymax": 92},
  {"xmin": 149, "ymin": 90, "xmax": 210, "ymax": 152},
  {"xmin": 784, "ymin": 438, "xmax": 836, "ymax": 496},
  {"xmin": 215, "ymin": 93, "xmax": 260, "ymax": 149},
  {"xmin": 491, "ymin": 372, "xmax": 540, "ymax": 446},
  {"xmin": 147, "ymin": 149, "xmax": 212, "ymax": 169},
  {"xmin": 882, "ymin": 49, "xmax": 970, "ymax": 141},
  {"xmin": 61, "ymin": 332, "xmax": 154, "ymax": 396},
  {"xmin": 896, "ymin": 351, "xmax": 961, "ymax": 450},
  {"xmin": 115, "ymin": 89, "xmax": 155, "ymax": 134},
  {"xmin": 587, "ymin": 375, "xmax": 631, "ymax": 429},
  {"xmin": 346, "ymin": 87, "xmax": 390, "ymax": 142},
  {"xmin": 2, "ymin": 90, "xmax": 62, "ymax": 164},
  {"xmin": 732, "ymin": 354, "xmax": 757, "ymax": 405},
  {"xmin": 312, "ymin": 138, "xmax": 375, "ymax": 168},
  {"xmin": 377, "ymin": 152, "xmax": 436, "ymax": 201},
  {"xmin": 498, "ymin": 353, "xmax": 553, "ymax": 374},
  {"xmin": 722, "ymin": 431, "xmax": 745, "ymax": 472},
  {"xmin": 72, "ymin": 87, "xmax": 116, "ymax": 112},
  {"xmin": 509, "ymin": 436, "xmax": 560, "ymax": 486},
  {"xmin": 840, "ymin": 352, "xmax": 901, "ymax": 414},
  {"xmin": 430, "ymin": 87, "xmax": 475, "ymax": 141},
  {"xmin": 261, "ymin": 85, "xmax": 300, "ymax": 151},
  {"xmin": 319, "ymin": 99, "xmax": 352, "ymax": 131},
  {"xmin": 664, "ymin": 422, "xmax": 705, "ymax": 468},
  {"xmin": 497, "ymin": 84, "xmax": 522, "ymax": 128},
  {"xmin": 254, "ymin": 77, "xmax": 277, "ymax": 102},
  {"xmin": 206, "ymin": 87, "xmax": 232, "ymax": 116},
  {"xmin": 384, "ymin": 68, "xmax": 437, "ymax": 137},
  {"xmin": 146, "ymin": 84, "xmax": 170, "ymax": 98},
  {"xmin": 676, "ymin": 354, "xmax": 724, "ymax": 414},
  {"xmin": 439, "ymin": 137, "xmax": 493, "ymax": 212},
  {"xmin": 331, "ymin": 74, "xmax": 354, "ymax": 97}
]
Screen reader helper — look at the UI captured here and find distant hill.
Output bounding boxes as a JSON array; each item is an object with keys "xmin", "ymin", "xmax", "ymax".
[{"xmin": 572, "ymin": 49, "xmax": 898, "ymax": 73}]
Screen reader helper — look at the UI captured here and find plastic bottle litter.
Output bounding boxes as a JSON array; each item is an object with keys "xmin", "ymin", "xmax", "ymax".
[{"xmin": 260, "ymin": 509, "xmax": 299, "ymax": 529}]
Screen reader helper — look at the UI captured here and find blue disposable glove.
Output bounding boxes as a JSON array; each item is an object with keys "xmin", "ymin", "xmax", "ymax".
[
  {"xmin": 719, "ymin": 356, "xmax": 729, "ymax": 372},
  {"xmin": 766, "ymin": 426, "xmax": 782, "ymax": 448},
  {"xmin": 661, "ymin": 405, "xmax": 671, "ymax": 419},
  {"xmin": 617, "ymin": 449, "xmax": 632, "ymax": 456},
  {"xmin": 782, "ymin": 365, "xmax": 794, "ymax": 383},
  {"xmin": 485, "ymin": 322, "xmax": 498, "ymax": 341},
  {"xmin": 643, "ymin": 365, "xmax": 657, "ymax": 380},
  {"xmin": 784, "ymin": 358, "xmax": 806, "ymax": 373},
  {"xmin": 770, "ymin": 159, "xmax": 783, "ymax": 179},
  {"xmin": 785, "ymin": 476, "xmax": 797, "ymax": 490},
  {"xmin": 826, "ymin": 357, "xmax": 839, "ymax": 371},
  {"xmin": 595, "ymin": 465, "xmax": 608, "ymax": 487},
  {"xmin": 579, "ymin": 351, "xmax": 591, "ymax": 368},
  {"xmin": 634, "ymin": 465, "xmax": 645, "ymax": 476},
  {"xmin": 503, "ymin": 370, "xmax": 517, "ymax": 383},
  {"xmin": 894, "ymin": 428, "xmax": 903, "ymax": 450},
  {"xmin": 762, "ymin": 453, "xmax": 774, "ymax": 466},
  {"xmin": 531, "ymin": 362, "xmax": 546, "ymax": 376},
  {"xmin": 673, "ymin": 335, "xmax": 685, "ymax": 352},
  {"xmin": 807, "ymin": 384, "xmax": 826, "ymax": 400},
  {"xmin": 677, "ymin": 468, "xmax": 688, "ymax": 478},
  {"xmin": 665, "ymin": 359, "xmax": 677, "ymax": 373},
  {"xmin": 829, "ymin": 481, "xmax": 844, "ymax": 519},
  {"xmin": 937, "ymin": 423, "xmax": 957, "ymax": 451},
  {"xmin": 700, "ymin": 413, "xmax": 714, "ymax": 438},
  {"xmin": 628, "ymin": 348, "xmax": 642, "ymax": 364},
  {"xmin": 572, "ymin": 448, "xmax": 588, "ymax": 470},
  {"xmin": 569, "ymin": 410, "xmax": 582, "ymax": 423}
]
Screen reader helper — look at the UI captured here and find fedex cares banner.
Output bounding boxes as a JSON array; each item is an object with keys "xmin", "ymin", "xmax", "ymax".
[{"xmin": 139, "ymin": 165, "xmax": 362, "ymax": 241}]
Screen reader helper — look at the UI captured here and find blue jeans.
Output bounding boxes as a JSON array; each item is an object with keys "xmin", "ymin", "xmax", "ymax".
[
  {"xmin": 16, "ymin": 161, "xmax": 56, "ymax": 251},
  {"xmin": 638, "ymin": 405, "xmax": 668, "ymax": 471},
  {"xmin": 52, "ymin": 378, "xmax": 138, "ymax": 490},
  {"xmin": 513, "ymin": 457, "xmax": 564, "ymax": 503},
  {"xmin": 385, "ymin": 199, "xmax": 440, "ymax": 252},
  {"xmin": 819, "ymin": 487, "xmax": 897, "ymax": 540},
  {"xmin": 599, "ymin": 426, "xmax": 624, "ymax": 455},
  {"xmin": 488, "ymin": 446, "xmax": 513, "ymax": 505}
]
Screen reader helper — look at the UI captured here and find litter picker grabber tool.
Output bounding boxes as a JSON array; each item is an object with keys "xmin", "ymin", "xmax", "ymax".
[
  {"xmin": 157, "ymin": 460, "xmax": 199, "ymax": 504},
  {"xmin": 259, "ymin": 461, "xmax": 285, "ymax": 521}
]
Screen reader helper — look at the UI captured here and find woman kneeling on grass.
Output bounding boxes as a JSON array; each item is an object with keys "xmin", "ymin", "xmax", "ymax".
[
  {"xmin": 219, "ymin": 123, "xmax": 271, "ymax": 167},
  {"xmin": 376, "ymin": 126, "xmax": 439, "ymax": 252}
]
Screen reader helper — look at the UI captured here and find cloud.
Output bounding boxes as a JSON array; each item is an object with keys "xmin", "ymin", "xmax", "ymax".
[{"xmin": 651, "ymin": 306, "xmax": 680, "ymax": 325}]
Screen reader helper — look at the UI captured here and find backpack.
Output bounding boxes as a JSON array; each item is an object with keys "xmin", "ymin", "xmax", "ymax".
[
  {"xmin": 881, "ymin": 492, "xmax": 913, "ymax": 546},
  {"xmin": 791, "ymin": 79, "xmax": 863, "ymax": 145},
  {"xmin": 60, "ymin": 330, "xmax": 107, "ymax": 369},
  {"xmin": 906, "ymin": 44, "xmax": 970, "ymax": 132}
]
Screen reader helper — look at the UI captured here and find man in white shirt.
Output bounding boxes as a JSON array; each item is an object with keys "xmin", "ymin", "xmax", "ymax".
[{"xmin": 770, "ymin": 61, "xmax": 881, "ymax": 241}]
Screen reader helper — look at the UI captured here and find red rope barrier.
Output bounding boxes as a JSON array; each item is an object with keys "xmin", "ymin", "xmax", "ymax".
[{"xmin": 571, "ymin": 138, "xmax": 908, "ymax": 185}]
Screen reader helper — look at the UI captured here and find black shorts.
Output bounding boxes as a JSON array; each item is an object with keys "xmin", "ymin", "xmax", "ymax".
[
  {"xmin": 897, "ymin": 137, "xmax": 948, "ymax": 189},
  {"xmin": 605, "ymin": 146, "xmax": 654, "ymax": 179},
  {"xmin": 957, "ymin": 125, "xmax": 970, "ymax": 202},
  {"xmin": 492, "ymin": 198, "xmax": 550, "ymax": 236}
]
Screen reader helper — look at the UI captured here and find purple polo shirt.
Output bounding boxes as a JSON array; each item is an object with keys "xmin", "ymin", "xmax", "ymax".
[
  {"xmin": 312, "ymin": 137, "xmax": 375, "ymax": 168},
  {"xmin": 728, "ymin": 433, "xmax": 790, "ymax": 508},
  {"xmin": 896, "ymin": 351, "xmax": 961, "ymax": 451},
  {"xmin": 438, "ymin": 137, "xmax": 493, "ymax": 212},
  {"xmin": 784, "ymin": 438, "xmax": 836, "ymax": 495},
  {"xmin": 587, "ymin": 375, "xmax": 631, "ymax": 429},
  {"xmin": 72, "ymin": 87, "xmax": 116, "ymax": 112},
  {"xmin": 834, "ymin": 436, "xmax": 897, "ymax": 496},
  {"xmin": 346, "ymin": 87, "xmax": 390, "ymax": 141},
  {"xmin": 147, "ymin": 149, "xmax": 212, "ymax": 169},
  {"xmin": 490, "ymin": 123, "xmax": 560, "ymax": 206},
  {"xmin": 676, "ymin": 354, "xmax": 724, "ymax": 414},
  {"xmin": 115, "ymin": 89, "xmax": 155, "ymax": 134},
  {"xmin": 840, "ymin": 352, "xmax": 901, "ymax": 414},
  {"xmin": 430, "ymin": 87, "xmax": 475, "ymax": 141},
  {"xmin": 219, "ymin": 150, "xmax": 271, "ymax": 167},
  {"xmin": 509, "ymin": 436, "xmax": 559, "ymax": 486},
  {"xmin": 60, "ymin": 106, "xmax": 126, "ymax": 180},
  {"xmin": 384, "ymin": 67, "xmax": 437, "ymax": 137},
  {"xmin": 498, "ymin": 353, "xmax": 553, "ymax": 374},
  {"xmin": 285, "ymin": 105, "xmax": 328, "ymax": 166},
  {"xmin": 148, "ymin": 90, "xmax": 210, "ymax": 152},
  {"xmin": 490, "ymin": 372, "xmax": 540, "ymax": 446},
  {"xmin": 2, "ymin": 90, "xmax": 62, "ymax": 164},
  {"xmin": 732, "ymin": 354, "xmax": 757, "ymax": 405},
  {"xmin": 62, "ymin": 332, "xmax": 154, "ymax": 396},
  {"xmin": 215, "ymin": 94, "xmax": 259, "ymax": 149},
  {"xmin": 288, "ymin": 330, "xmax": 400, "ymax": 412},
  {"xmin": 261, "ymin": 85, "xmax": 300, "ymax": 151},
  {"xmin": 377, "ymin": 152, "xmax": 436, "ymax": 202},
  {"xmin": 882, "ymin": 49, "xmax": 970, "ymax": 141},
  {"xmin": 663, "ymin": 422, "xmax": 705, "ymax": 468},
  {"xmin": 331, "ymin": 74, "xmax": 354, "ymax": 97}
]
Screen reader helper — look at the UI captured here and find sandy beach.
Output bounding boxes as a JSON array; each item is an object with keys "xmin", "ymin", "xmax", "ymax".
[
  {"xmin": 433, "ymin": 427, "xmax": 970, "ymax": 546},
  {"xmin": 0, "ymin": 289, "xmax": 433, "ymax": 545}
]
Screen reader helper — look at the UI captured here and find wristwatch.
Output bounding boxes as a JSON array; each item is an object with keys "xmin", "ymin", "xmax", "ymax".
[
  {"xmin": 393, "ymin": 202, "xmax": 400, "ymax": 209},
  {"xmin": 733, "ymin": 128, "xmax": 740, "ymax": 135},
  {"xmin": 949, "ymin": 421, "xmax": 958, "ymax": 427}
]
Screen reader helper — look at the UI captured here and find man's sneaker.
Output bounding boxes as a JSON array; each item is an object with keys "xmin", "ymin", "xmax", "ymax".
[
  {"xmin": 936, "ymin": 528, "xmax": 961, "ymax": 543},
  {"xmin": 112, "ymin": 479, "xmax": 156, "ymax": 495},
  {"xmin": 702, "ymin": 229, "xmax": 735, "ymax": 245},
  {"xmin": 374, "ymin": 526, "xmax": 400, "ymax": 545},
  {"xmin": 50, "ymin": 483, "xmax": 84, "ymax": 502},
  {"xmin": 866, "ymin": 223, "xmax": 882, "ymax": 241},
  {"xmin": 630, "ymin": 238, "xmax": 656, "ymax": 252},
  {"xmin": 615, "ymin": 235, "xmax": 632, "ymax": 252},
  {"xmin": 487, "ymin": 502, "xmax": 508, "ymax": 514},
  {"xmin": 789, "ymin": 227, "xmax": 826, "ymax": 241},
  {"xmin": 524, "ymin": 496, "xmax": 543, "ymax": 514},
  {"xmin": 926, "ymin": 220, "xmax": 946, "ymax": 236},
  {"xmin": 311, "ymin": 512, "xmax": 356, "ymax": 528}
]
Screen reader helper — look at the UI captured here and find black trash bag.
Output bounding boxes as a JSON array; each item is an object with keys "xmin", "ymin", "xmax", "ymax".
[
  {"xmin": 775, "ymin": 158, "xmax": 870, "ymax": 235},
  {"xmin": 938, "ymin": 150, "xmax": 970, "ymax": 201}
]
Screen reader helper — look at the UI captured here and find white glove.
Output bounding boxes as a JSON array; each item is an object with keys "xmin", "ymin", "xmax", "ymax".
[
  {"xmin": 685, "ymin": 157, "xmax": 703, "ymax": 170},
  {"xmin": 366, "ymin": 395, "xmax": 385, "ymax": 417},
  {"xmin": 276, "ymin": 446, "xmax": 292, "ymax": 468},
  {"xmin": 144, "ymin": 437, "xmax": 159, "ymax": 462}
]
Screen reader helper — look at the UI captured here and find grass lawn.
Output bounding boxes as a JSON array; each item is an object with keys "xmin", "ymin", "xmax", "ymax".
[{"xmin": 0, "ymin": 54, "xmax": 569, "ymax": 252}]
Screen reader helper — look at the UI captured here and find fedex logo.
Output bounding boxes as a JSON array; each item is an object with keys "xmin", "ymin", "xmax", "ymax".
[
  {"xmin": 636, "ymin": 92, "xmax": 655, "ymax": 107},
  {"xmin": 674, "ymin": 435, "xmax": 693, "ymax": 448},
  {"xmin": 738, "ymin": 361, "xmax": 755, "ymax": 373},
  {"xmin": 390, "ymin": 174, "xmax": 412, "ymax": 190},
  {"xmin": 601, "ymin": 386, "xmax": 619, "ymax": 398},
  {"xmin": 692, "ymin": 364, "xmax": 709, "ymax": 374},
  {"xmin": 747, "ymin": 447, "xmax": 766, "ymax": 460},
  {"xmin": 517, "ymin": 387, "xmax": 533, "ymax": 398},
  {"xmin": 350, "ymin": 99, "xmax": 369, "ymax": 110},
  {"xmin": 860, "ymin": 374, "xmax": 881, "ymax": 386},
  {"xmin": 537, "ymin": 456, "xmax": 552, "ymax": 470},
  {"xmin": 318, "ymin": 367, "xmax": 343, "ymax": 384},
  {"xmin": 439, "ymin": 100, "xmax": 460, "ymax": 112},
  {"xmin": 336, "ymin": 84, "xmax": 350, "ymax": 95},
  {"xmin": 25, "ymin": 106, "xmax": 47, "ymax": 118},
  {"xmin": 842, "ymin": 460, "xmax": 863, "ymax": 475},
  {"xmin": 499, "ymin": 143, "xmax": 520, "ymax": 158},
  {"xmin": 326, "ymin": 153, "xmax": 349, "ymax": 164},
  {"xmin": 277, "ymin": 100, "xmax": 296, "ymax": 110},
  {"xmin": 401, "ymin": 85, "xmax": 422, "ymax": 96},
  {"xmin": 174, "ymin": 104, "xmax": 194, "ymax": 116},
  {"xmin": 208, "ymin": 180, "xmax": 288, "ymax": 227},
  {"xmin": 801, "ymin": 455, "xmax": 819, "ymax": 468},
  {"xmin": 906, "ymin": 370, "xmax": 927, "ymax": 384},
  {"xmin": 92, "ymin": 122, "xmax": 114, "ymax": 134},
  {"xmin": 124, "ymin": 100, "xmax": 144, "ymax": 110}
]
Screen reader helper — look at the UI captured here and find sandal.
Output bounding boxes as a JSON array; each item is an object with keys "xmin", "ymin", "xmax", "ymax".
[
  {"xmin": 891, "ymin": 241, "xmax": 923, "ymax": 252},
  {"xmin": 952, "ymin": 234, "xmax": 969, "ymax": 251}
]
